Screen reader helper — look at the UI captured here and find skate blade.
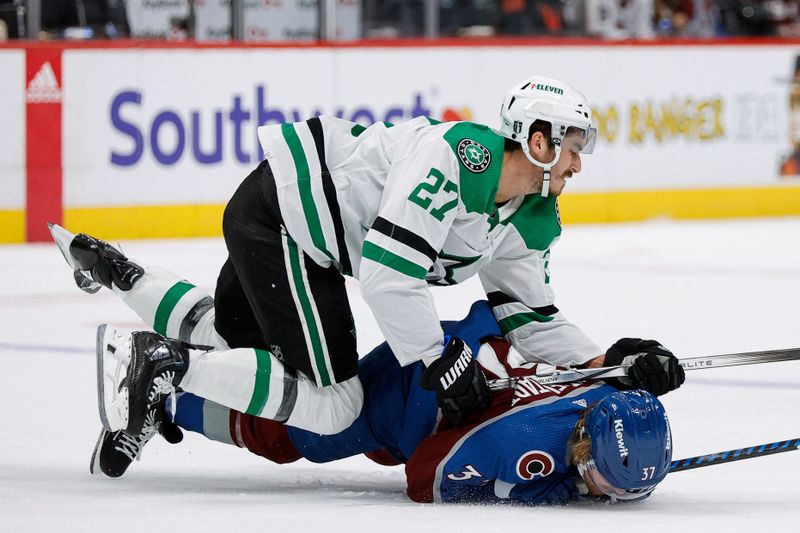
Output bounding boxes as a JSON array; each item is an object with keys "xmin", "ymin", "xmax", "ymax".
[
  {"xmin": 48, "ymin": 223, "xmax": 101, "ymax": 294},
  {"xmin": 96, "ymin": 324, "xmax": 130, "ymax": 432},
  {"xmin": 48, "ymin": 223, "xmax": 78, "ymax": 269},
  {"xmin": 89, "ymin": 429, "xmax": 105, "ymax": 476}
]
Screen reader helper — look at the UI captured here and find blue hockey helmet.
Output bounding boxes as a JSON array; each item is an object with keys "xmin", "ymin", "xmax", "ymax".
[{"xmin": 578, "ymin": 390, "xmax": 672, "ymax": 501}]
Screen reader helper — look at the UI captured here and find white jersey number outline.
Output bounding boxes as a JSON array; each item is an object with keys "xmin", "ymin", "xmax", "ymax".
[{"xmin": 447, "ymin": 464, "xmax": 483, "ymax": 481}]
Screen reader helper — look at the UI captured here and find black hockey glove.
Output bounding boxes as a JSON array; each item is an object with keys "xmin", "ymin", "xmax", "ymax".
[
  {"xmin": 603, "ymin": 338, "xmax": 685, "ymax": 396},
  {"xmin": 419, "ymin": 336, "xmax": 491, "ymax": 421}
]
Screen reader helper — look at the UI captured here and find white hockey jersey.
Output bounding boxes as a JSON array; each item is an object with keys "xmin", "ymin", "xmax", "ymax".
[{"xmin": 257, "ymin": 116, "xmax": 601, "ymax": 367}]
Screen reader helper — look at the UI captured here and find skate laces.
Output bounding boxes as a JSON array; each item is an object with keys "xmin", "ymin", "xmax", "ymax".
[
  {"xmin": 149, "ymin": 370, "xmax": 177, "ymax": 407},
  {"xmin": 113, "ymin": 412, "xmax": 158, "ymax": 462}
]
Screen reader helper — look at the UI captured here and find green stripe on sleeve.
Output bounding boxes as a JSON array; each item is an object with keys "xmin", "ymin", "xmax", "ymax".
[
  {"xmin": 153, "ymin": 281, "xmax": 195, "ymax": 336},
  {"xmin": 498, "ymin": 311, "xmax": 555, "ymax": 336},
  {"xmin": 362, "ymin": 241, "xmax": 428, "ymax": 280},
  {"xmin": 286, "ymin": 236, "xmax": 332, "ymax": 387},
  {"xmin": 246, "ymin": 348, "xmax": 272, "ymax": 416},
  {"xmin": 280, "ymin": 123, "xmax": 335, "ymax": 263}
]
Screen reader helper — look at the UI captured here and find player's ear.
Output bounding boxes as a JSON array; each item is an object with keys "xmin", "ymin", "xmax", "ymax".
[{"xmin": 529, "ymin": 131, "xmax": 547, "ymax": 156}]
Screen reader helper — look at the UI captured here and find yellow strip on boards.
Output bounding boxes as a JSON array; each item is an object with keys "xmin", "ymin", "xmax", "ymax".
[
  {"xmin": 559, "ymin": 186, "xmax": 800, "ymax": 224},
  {"xmin": 63, "ymin": 204, "xmax": 226, "ymax": 240},
  {"xmin": 6, "ymin": 185, "xmax": 796, "ymax": 243},
  {"xmin": 0, "ymin": 210, "xmax": 25, "ymax": 243}
]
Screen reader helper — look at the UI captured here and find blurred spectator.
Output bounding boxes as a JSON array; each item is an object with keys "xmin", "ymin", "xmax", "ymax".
[
  {"xmin": 585, "ymin": 0, "xmax": 656, "ymax": 39},
  {"xmin": 497, "ymin": 0, "xmax": 564, "ymax": 35},
  {"xmin": 499, "ymin": 0, "xmax": 528, "ymax": 34},
  {"xmin": 655, "ymin": 0, "xmax": 720, "ymax": 37},
  {"xmin": 365, "ymin": 0, "xmax": 564, "ymax": 39},
  {"xmin": 363, "ymin": 0, "xmax": 425, "ymax": 38},
  {"xmin": 108, "ymin": 0, "xmax": 130, "ymax": 36},
  {"xmin": 169, "ymin": 15, "xmax": 189, "ymax": 41},
  {"xmin": 717, "ymin": 0, "xmax": 776, "ymax": 35},
  {"xmin": 684, "ymin": 0, "xmax": 722, "ymax": 36},
  {"xmin": 655, "ymin": 0, "xmax": 689, "ymax": 35},
  {"xmin": 10, "ymin": 0, "xmax": 800, "ymax": 42},
  {"xmin": 41, "ymin": 0, "xmax": 129, "ymax": 38},
  {"xmin": 440, "ymin": 0, "xmax": 497, "ymax": 37},
  {"xmin": 765, "ymin": 0, "xmax": 800, "ymax": 36},
  {"xmin": 0, "ymin": 0, "xmax": 18, "ymax": 39},
  {"xmin": 779, "ymin": 54, "xmax": 800, "ymax": 175}
]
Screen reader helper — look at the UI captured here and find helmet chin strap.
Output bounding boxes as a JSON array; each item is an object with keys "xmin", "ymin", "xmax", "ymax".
[{"xmin": 521, "ymin": 139, "xmax": 561, "ymax": 198}]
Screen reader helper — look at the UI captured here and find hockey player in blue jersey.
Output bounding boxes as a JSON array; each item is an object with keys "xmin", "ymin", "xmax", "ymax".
[{"xmin": 91, "ymin": 300, "xmax": 673, "ymax": 506}]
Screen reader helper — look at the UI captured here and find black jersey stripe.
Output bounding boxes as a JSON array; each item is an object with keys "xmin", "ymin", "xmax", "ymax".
[
  {"xmin": 371, "ymin": 217, "xmax": 438, "ymax": 262},
  {"xmin": 486, "ymin": 291, "xmax": 559, "ymax": 316},
  {"xmin": 307, "ymin": 117, "xmax": 352, "ymax": 276}
]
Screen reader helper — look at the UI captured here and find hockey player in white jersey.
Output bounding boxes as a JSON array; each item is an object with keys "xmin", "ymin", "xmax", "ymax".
[{"xmin": 51, "ymin": 75, "xmax": 684, "ymax": 441}]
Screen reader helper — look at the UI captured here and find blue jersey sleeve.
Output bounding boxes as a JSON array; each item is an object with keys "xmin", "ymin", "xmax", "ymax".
[
  {"xmin": 438, "ymin": 473, "xmax": 580, "ymax": 506},
  {"xmin": 435, "ymin": 474, "xmax": 577, "ymax": 505},
  {"xmin": 507, "ymin": 477, "xmax": 581, "ymax": 505}
]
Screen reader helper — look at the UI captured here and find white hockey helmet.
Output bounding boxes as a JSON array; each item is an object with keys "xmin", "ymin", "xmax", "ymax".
[{"xmin": 499, "ymin": 76, "xmax": 596, "ymax": 197}]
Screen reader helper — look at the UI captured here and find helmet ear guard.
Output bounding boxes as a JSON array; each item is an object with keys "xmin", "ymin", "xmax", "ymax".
[{"xmin": 519, "ymin": 132, "xmax": 560, "ymax": 199}]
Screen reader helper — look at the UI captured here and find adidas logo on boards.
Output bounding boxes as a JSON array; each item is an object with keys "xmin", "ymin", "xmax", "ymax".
[{"xmin": 27, "ymin": 62, "xmax": 62, "ymax": 103}]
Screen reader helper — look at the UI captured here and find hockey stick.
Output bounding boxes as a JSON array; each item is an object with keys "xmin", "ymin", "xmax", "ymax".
[
  {"xmin": 670, "ymin": 438, "xmax": 800, "ymax": 472},
  {"xmin": 487, "ymin": 347, "xmax": 800, "ymax": 391}
]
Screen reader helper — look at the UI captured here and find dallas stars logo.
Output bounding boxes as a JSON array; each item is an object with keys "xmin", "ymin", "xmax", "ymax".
[{"xmin": 457, "ymin": 139, "xmax": 491, "ymax": 173}]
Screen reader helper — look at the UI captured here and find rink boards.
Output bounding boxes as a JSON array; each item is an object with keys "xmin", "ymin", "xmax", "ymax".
[
  {"xmin": 0, "ymin": 50, "xmax": 25, "ymax": 243},
  {"xmin": 3, "ymin": 40, "xmax": 800, "ymax": 242}
]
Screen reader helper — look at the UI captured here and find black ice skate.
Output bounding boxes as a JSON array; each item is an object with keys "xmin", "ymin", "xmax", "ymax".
[
  {"xmin": 48, "ymin": 223, "xmax": 144, "ymax": 293},
  {"xmin": 90, "ymin": 408, "xmax": 183, "ymax": 478},
  {"xmin": 96, "ymin": 324, "xmax": 191, "ymax": 435}
]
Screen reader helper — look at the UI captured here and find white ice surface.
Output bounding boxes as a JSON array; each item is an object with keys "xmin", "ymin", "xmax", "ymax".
[{"xmin": 2, "ymin": 218, "xmax": 800, "ymax": 532}]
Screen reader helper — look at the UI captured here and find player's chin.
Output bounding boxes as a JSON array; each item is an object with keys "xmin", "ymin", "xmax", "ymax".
[{"xmin": 551, "ymin": 180, "xmax": 567, "ymax": 196}]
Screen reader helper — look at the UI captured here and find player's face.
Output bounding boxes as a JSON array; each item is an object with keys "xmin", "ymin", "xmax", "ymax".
[
  {"xmin": 547, "ymin": 133, "xmax": 585, "ymax": 196},
  {"xmin": 577, "ymin": 458, "xmax": 656, "ymax": 502},
  {"xmin": 581, "ymin": 472, "xmax": 607, "ymax": 497}
]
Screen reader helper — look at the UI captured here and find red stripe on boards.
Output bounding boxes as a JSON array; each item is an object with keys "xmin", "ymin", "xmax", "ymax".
[{"xmin": 25, "ymin": 48, "xmax": 63, "ymax": 242}]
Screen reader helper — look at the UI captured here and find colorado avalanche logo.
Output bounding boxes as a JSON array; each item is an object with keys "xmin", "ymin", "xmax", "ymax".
[{"xmin": 516, "ymin": 451, "xmax": 555, "ymax": 480}]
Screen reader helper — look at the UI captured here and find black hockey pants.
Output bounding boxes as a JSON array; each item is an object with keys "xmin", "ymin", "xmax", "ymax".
[{"xmin": 214, "ymin": 160, "xmax": 359, "ymax": 387}]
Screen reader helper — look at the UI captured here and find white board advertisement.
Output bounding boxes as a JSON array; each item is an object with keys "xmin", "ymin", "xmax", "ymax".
[
  {"xmin": 0, "ymin": 50, "xmax": 25, "ymax": 210},
  {"xmin": 63, "ymin": 48, "xmax": 335, "ymax": 206},
  {"xmin": 62, "ymin": 45, "xmax": 800, "ymax": 209}
]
